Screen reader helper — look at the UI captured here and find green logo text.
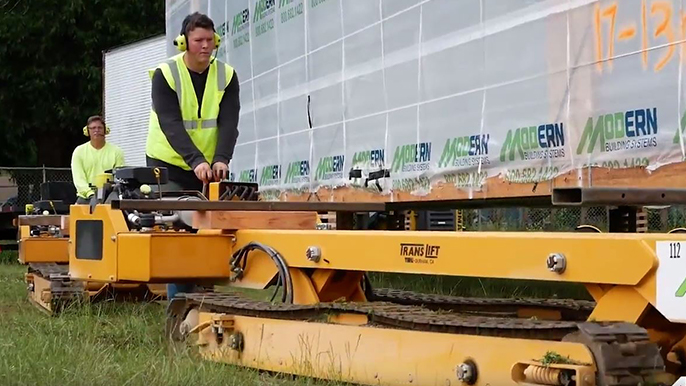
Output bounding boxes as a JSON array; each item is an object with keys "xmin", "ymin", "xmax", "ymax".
[
  {"xmin": 260, "ymin": 165, "xmax": 281, "ymax": 186},
  {"xmin": 500, "ymin": 123, "xmax": 565, "ymax": 162},
  {"xmin": 284, "ymin": 160, "xmax": 310, "ymax": 184},
  {"xmin": 391, "ymin": 142, "xmax": 432, "ymax": 173},
  {"xmin": 439, "ymin": 134, "xmax": 490, "ymax": 168},
  {"xmin": 576, "ymin": 108, "xmax": 657, "ymax": 154},
  {"xmin": 315, "ymin": 155, "xmax": 344, "ymax": 181}
]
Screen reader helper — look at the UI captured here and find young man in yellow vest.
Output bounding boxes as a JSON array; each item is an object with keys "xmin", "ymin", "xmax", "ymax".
[
  {"xmin": 145, "ymin": 12, "xmax": 240, "ymax": 301},
  {"xmin": 146, "ymin": 12, "xmax": 240, "ymax": 194},
  {"xmin": 71, "ymin": 115, "xmax": 125, "ymax": 204}
]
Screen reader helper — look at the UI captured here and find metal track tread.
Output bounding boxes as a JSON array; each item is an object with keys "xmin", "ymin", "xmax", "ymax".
[
  {"xmin": 172, "ymin": 292, "xmax": 579, "ymax": 339},
  {"xmin": 369, "ymin": 287, "xmax": 596, "ymax": 320},
  {"xmin": 27, "ymin": 263, "xmax": 86, "ymax": 313},
  {"xmin": 168, "ymin": 291, "xmax": 665, "ymax": 386}
]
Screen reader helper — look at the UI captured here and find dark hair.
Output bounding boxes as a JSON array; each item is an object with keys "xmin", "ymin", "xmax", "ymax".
[
  {"xmin": 182, "ymin": 12, "xmax": 215, "ymax": 36},
  {"xmin": 87, "ymin": 115, "xmax": 104, "ymax": 127}
]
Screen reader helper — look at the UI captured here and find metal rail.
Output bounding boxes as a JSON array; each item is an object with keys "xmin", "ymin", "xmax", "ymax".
[
  {"xmin": 552, "ymin": 187, "xmax": 686, "ymax": 206},
  {"xmin": 110, "ymin": 199, "xmax": 388, "ymax": 212},
  {"xmin": 111, "ymin": 195, "xmax": 555, "ymax": 212},
  {"xmin": 112, "ymin": 187, "xmax": 686, "ymax": 212}
]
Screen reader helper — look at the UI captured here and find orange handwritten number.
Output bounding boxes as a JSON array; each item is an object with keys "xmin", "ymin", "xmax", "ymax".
[
  {"xmin": 651, "ymin": 1, "xmax": 675, "ymax": 72},
  {"xmin": 595, "ymin": 2, "xmax": 618, "ymax": 71},
  {"xmin": 642, "ymin": 0, "xmax": 648, "ymax": 69},
  {"xmin": 595, "ymin": 3, "xmax": 603, "ymax": 71},
  {"xmin": 603, "ymin": 3, "xmax": 618, "ymax": 69}
]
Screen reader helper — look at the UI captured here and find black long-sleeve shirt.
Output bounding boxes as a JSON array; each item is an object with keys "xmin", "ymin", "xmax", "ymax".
[{"xmin": 147, "ymin": 63, "xmax": 240, "ymax": 189}]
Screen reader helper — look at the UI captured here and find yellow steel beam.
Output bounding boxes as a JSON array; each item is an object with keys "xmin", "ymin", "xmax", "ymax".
[
  {"xmin": 68, "ymin": 205, "xmax": 234, "ymax": 283},
  {"xmin": 208, "ymin": 183, "xmax": 220, "ymax": 201},
  {"xmin": 117, "ymin": 233, "xmax": 233, "ymax": 282},
  {"xmin": 588, "ymin": 286, "xmax": 649, "ymax": 323},
  {"xmin": 195, "ymin": 312, "xmax": 598, "ymax": 386},
  {"xmin": 232, "ymin": 230, "xmax": 679, "ymax": 285},
  {"xmin": 18, "ymin": 238, "xmax": 68, "ymax": 264}
]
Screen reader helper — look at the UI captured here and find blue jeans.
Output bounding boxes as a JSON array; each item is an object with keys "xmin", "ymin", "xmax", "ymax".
[
  {"xmin": 150, "ymin": 178, "xmax": 202, "ymax": 304},
  {"xmin": 167, "ymin": 283, "xmax": 197, "ymax": 301}
]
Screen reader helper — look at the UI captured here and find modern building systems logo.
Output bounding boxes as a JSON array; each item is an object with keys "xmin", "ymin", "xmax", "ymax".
[
  {"xmin": 284, "ymin": 160, "xmax": 310, "ymax": 184},
  {"xmin": 500, "ymin": 122, "xmax": 566, "ymax": 162},
  {"xmin": 315, "ymin": 154, "xmax": 345, "ymax": 181},
  {"xmin": 259, "ymin": 164, "xmax": 281, "ymax": 187},
  {"xmin": 352, "ymin": 149, "xmax": 385, "ymax": 170},
  {"xmin": 229, "ymin": 7, "xmax": 250, "ymax": 48},
  {"xmin": 391, "ymin": 142, "xmax": 432, "ymax": 173},
  {"xmin": 576, "ymin": 108, "xmax": 658, "ymax": 154},
  {"xmin": 237, "ymin": 168, "xmax": 258, "ymax": 183},
  {"xmin": 438, "ymin": 134, "xmax": 490, "ymax": 168},
  {"xmin": 253, "ymin": 0, "xmax": 276, "ymax": 36}
]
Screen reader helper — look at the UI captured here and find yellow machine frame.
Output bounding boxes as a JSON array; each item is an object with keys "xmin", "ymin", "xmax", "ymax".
[
  {"xmin": 62, "ymin": 180, "xmax": 686, "ymax": 386},
  {"xmin": 18, "ymin": 212, "xmax": 165, "ymax": 315}
]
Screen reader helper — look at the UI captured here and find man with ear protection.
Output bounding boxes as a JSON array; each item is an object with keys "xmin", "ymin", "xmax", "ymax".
[
  {"xmin": 145, "ymin": 11, "xmax": 240, "ymax": 193},
  {"xmin": 146, "ymin": 12, "xmax": 240, "ymax": 302},
  {"xmin": 70, "ymin": 115, "xmax": 126, "ymax": 204}
]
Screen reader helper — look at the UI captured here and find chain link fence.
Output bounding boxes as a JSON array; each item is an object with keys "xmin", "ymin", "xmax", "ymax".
[
  {"xmin": 459, "ymin": 206, "xmax": 686, "ymax": 233},
  {"xmin": 0, "ymin": 167, "xmax": 73, "ymax": 211}
]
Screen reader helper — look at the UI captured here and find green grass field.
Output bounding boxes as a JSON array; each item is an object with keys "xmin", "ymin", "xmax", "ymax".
[
  {"xmin": 0, "ymin": 249, "xmax": 591, "ymax": 385},
  {"xmin": 0, "ymin": 251, "xmax": 346, "ymax": 386}
]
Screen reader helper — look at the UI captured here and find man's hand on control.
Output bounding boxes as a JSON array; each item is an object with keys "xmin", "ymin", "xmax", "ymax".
[
  {"xmin": 194, "ymin": 162, "xmax": 213, "ymax": 184},
  {"xmin": 212, "ymin": 162, "xmax": 228, "ymax": 181}
]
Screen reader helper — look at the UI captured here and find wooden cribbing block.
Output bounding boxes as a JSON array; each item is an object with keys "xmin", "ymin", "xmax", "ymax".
[
  {"xmin": 17, "ymin": 215, "xmax": 67, "ymax": 227},
  {"xmin": 193, "ymin": 211, "xmax": 318, "ymax": 230},
  {"xmin": 60, "ymin": 216, "xmax": 70, "ymax": 236}
]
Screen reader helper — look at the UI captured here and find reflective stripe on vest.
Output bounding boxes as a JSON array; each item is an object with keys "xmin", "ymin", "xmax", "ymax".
[{"xmin": 167, "ymin": 58, "xmax": 227, "ymax": 105}]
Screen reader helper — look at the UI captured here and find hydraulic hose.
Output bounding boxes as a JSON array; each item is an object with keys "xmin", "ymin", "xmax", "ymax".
[{"xmin": 230, "ymin": 241, "xmax": 293, "ymax": 304}]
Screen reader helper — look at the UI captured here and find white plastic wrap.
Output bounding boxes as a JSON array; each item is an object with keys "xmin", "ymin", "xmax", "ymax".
[{"xmin": 165, "ymin": 0, "xmax": 686, "ymax": 197}]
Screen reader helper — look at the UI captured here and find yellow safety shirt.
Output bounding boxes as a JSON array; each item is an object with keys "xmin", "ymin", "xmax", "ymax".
[{"xmin": 70, "ymin": 142, "xmax": 125, "ymax": 199}]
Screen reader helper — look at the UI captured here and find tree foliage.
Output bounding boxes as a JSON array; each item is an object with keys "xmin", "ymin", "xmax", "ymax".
[{"xmin": 0, "ymin": 0, "xmax": 165, "ymax": 166}]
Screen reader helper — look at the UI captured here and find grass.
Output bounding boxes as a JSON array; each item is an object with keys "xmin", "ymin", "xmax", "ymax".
[
  {"xmin": 0, "ymin": 254, "xmax": 345, "ymax": 386},
  {"xmin": 539, "ymin": 351, "xmax": 589, "ymax": 366},
  {"xmin": 0, "ymin": 248, "xmax": 594, "ymax": 386}
]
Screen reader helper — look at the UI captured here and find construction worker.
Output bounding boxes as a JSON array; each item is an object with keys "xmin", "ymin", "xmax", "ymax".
[
  {"xmin": 145, "ymin": 11, "xmax": 240, "ymax": 194},
  {"xmin": 71, "ymin": 115, "xmax": 125, "ymax": 204},
  {"xmin": 145, "ymin": 12, "xmax": 240, "ymax": 301}
]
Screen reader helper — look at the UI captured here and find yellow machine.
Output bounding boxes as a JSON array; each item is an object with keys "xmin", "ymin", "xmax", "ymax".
[
  {"xmin": 17, "ymin": 203, "xmax": 77, "ymax": 313},
  {"xmin": 67, "ymin": 166, "xmax": 686, "ymax": 386},
  {"xmin": 17, "ymin": 177, "xmax": 167, "ymax": 314}
]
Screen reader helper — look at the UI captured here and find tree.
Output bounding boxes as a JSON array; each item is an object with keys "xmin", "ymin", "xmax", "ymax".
[{"xmin": 0, "ymin": 0, "xmax": 165, "ymax": 166}]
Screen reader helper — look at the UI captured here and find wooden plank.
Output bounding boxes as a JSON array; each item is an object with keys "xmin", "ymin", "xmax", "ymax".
[
  {"xmin": 17, "ymin": 215, "xmax": 67, "ymax": 227},
  {"xmin": 193, "ymin": 211, "xmax": 318, "ymax": 230},
  {"xmin": 60, "ymin": 216, "xmax": 70, "ymax": 236}
]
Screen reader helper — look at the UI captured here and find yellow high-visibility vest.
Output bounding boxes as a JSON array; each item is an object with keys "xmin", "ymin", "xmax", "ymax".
[{"xmin": 145, "ymin": 53, "xmax": 234, "ymax": 170}]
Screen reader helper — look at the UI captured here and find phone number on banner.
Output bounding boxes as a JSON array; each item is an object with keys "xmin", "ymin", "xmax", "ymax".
[
  {"xmin": 504, "ymin": 166, "xmax": 560, "ymax": 184},
  {"xmin": 582, "ymin": 157, "xmax": 650, "ymax": 170}
]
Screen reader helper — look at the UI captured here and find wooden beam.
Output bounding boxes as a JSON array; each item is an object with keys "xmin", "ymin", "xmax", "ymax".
[
  {"xmin": 17, "ymin": 215, "xmax": 67, "ymax": 227},
  {"xmin": 61, "ymin": 216, "xmax": 70, "ymax": 236},
  {"xmin": 192, "ymin": 211, "xmax": 318, "ymax": 230}
]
